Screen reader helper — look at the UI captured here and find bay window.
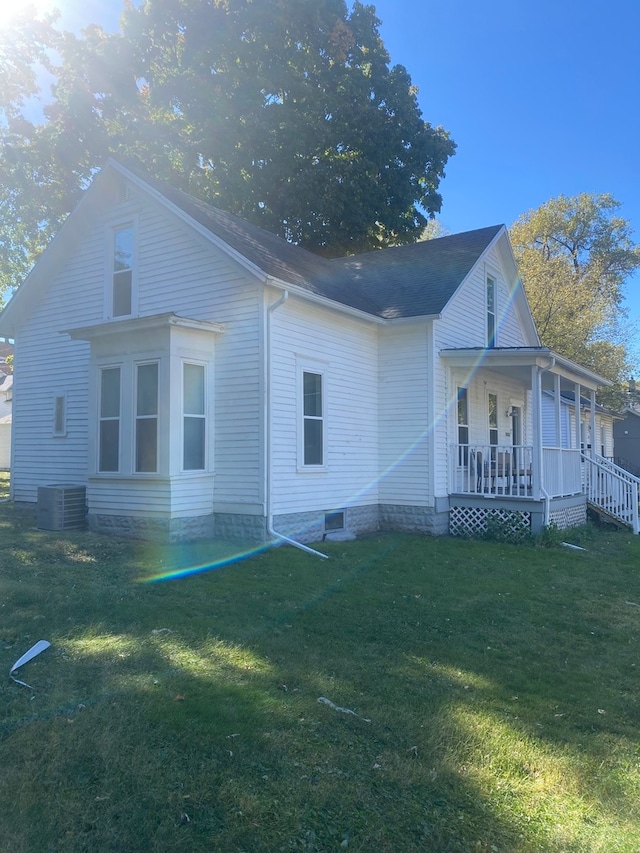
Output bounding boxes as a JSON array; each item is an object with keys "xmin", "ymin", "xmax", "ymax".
[{"xmin": 183, "ymin": 362, "xmax": 206, "ymax": 471}]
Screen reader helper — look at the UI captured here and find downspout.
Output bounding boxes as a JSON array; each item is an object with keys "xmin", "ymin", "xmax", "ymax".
[{"xmin": 265, "ymin": 289, "xmax": 329, "ymax": 559}]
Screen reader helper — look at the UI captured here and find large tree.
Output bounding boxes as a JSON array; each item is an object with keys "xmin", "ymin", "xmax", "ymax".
[
  {"xmin": 0, "ymin": 0, "xmax": 455, "ymax": 303},
  {"xmin": 0, "ymin": 11, "xmax": 64, "ymax": 294},
  {"xmin": 510, "ymin": 193, "xmax": 640, "ymax": 398}
]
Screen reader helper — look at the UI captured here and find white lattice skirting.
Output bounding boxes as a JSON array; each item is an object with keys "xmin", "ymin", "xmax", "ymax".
[
  {"xmin": 548, "ymin": 504, "xmax": 586, "ymax": 530},
  {"xmin": 450, "ymin": 506, "xmax": 532, "ymax": 537}
]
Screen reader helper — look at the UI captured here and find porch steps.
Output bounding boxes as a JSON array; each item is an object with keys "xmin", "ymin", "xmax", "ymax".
[
  {"xmin": 587, "ymin": 501, "xmax": 635, "ymax": 530},
  {"xmin": 582, "ymin": 453, "xmax": 640, "ymax": 535}
]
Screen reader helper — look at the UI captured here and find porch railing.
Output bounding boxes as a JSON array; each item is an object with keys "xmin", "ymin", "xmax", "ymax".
[
  {"xmin": 449, "ymin": 445, "xmax": 533, "ymax": 497},
  {"xmin": 582, "ymin": 453, "xmax": 640, "ymax": 534},
  {"xmin": 450, "ymin": 444, "xmax": 584, "ymax": 499},
  {"xmin": 542, "ymin": 447, "xmax": 582, "ymax": 497}
]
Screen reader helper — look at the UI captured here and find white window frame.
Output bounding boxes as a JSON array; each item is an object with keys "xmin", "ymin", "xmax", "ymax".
[
  {"xmin": 297, "ymin": 362, "xmax": 326, "ymax": 471},
  {"xmin": 104, "ymin": 217, "xmax": 138, "ymax": 320},
  {"xmin": 488, "ymin": 390, "xmax": 499, "ymax": 447},
  {"xmin": 134, "ymin": 360, "xmax": 159, "ymax": 474},
  {"xmin": 98, "ymin": 365, "xmax": 122, "ymax": 473},
  {"xmin": 486, "ymin": 275, "xmax": 496, "ymax": 348},
  {"xmin": 53, "ymin": 392, "xmax": 67, "ymax": 437},
  {"xmin": 182, "ymin": 360, "xmax": 207, "ymax": 472}
]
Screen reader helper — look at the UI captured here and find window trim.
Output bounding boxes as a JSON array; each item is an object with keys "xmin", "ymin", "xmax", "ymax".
[
  {"xmin": 53, "ymin": 392, "xmax": 67, "ymax": 437},
  {"xmin": 182, "ymin": 360, "xmax": 207, "ymax": 472},
  {"xmin": 488, "ymin": 391, "xmax": 499, "ymax": 447},
  {"xmin": 134, "ymin": 360, "xmax": 159, "ymax": 474},
  {"xmin": 457, "ymin": 385, "xmax": 469, "ymax": 465},
  {"xmin": 298, "ymin": 363, "xmax": 326, "ymax": 471},
  {"xmin": 98, "ymin": 365, "xmax": 122, "ymax": 473},
  {"xmin": 105, "ymin": 217, "xmax": 138, "ymax": 320},
  {"xmin": 486, "ymin": 275, "xmax": 496, "ymax": 348}
]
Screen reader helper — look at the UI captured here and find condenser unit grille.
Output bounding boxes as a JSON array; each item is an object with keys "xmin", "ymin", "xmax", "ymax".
[{"xmin": 37, "ymin": 485, "xmax": 87, "ymax": 531}]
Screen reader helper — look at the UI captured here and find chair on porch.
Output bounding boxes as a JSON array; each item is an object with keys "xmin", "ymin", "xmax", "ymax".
[
  {"xmin": 471, "ymin": 449, "xmax": 485, "ymax": 493},
  {"xmin": 492, "ymin": 451, "xmax": 511, "ymax": 492}
]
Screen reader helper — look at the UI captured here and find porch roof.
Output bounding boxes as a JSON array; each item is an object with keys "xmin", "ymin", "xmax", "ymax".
[{"xmin": 440, "ymin": 346, "xmax": 611, "ymax": 391}]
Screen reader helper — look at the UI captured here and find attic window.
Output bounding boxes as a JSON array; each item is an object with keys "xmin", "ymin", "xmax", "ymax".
[
  {"xmin": 486, "ymin": 276, "xmax": 496, "ymax": 348},
  {"xmin": 111, "ymin": 225, "xmax": 134, "ymax": 317}
]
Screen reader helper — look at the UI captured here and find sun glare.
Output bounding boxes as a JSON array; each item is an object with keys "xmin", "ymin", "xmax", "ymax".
[{"xmin": 0, "ymin": 1, "xmax": 59, "ymax": 28}]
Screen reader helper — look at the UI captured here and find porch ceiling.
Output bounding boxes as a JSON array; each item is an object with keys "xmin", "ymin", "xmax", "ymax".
[{"xmin": 440, "ymin": 347, "xmax": 610, "ymax": 391}]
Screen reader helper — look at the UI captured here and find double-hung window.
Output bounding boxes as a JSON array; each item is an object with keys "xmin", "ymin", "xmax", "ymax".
[
  {"xmin": 457, "ymin": 386, "xmax": 469, "ymax": 465},
  {"xmin": 135, "ymin": 362, "xmax": 158, "ymax": 473},
  {"xmin": 488, "ymin": 392, "xmax": 498, "ymax": 448},
  {"xmin": 302, "ymin": 370, "xmax": 323, "ymax": 466},
  {"xmin": 183, "ymin": 362, "xmax": 206, "ymax": 470},
  {"xmin": 99, "ymin": 367, "xmax": 121, "ymax": 472},
  {"xmin": 486, "ymin": 276, "xmax": 496, "ymax": 348},
  {"xmin": 111, "ymin": 225, "xmax": 134, "ymax": 317}
]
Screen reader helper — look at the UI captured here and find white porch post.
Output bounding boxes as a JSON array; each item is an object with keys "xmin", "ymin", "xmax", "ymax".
[
  {"xmin": 574, "ymin": 383, "xmax": 581, "ymax": 450},
  {"xmin": 589, "ymin": 389, "xmax": 596, "ymax": 457},
  {"xmin": 531, "ymin": 365, "xmax": 543, "ymax": 499},
  {"xmin": 554, "ymin": 373, "xmax": 562, "ymax": 446}
]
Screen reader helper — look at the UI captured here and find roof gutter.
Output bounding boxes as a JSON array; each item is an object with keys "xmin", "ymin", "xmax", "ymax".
[
  {"xmin": 265, "ymin": 275, "xmax": 385, "ymax": 324},
  {"xmin": 264, "ymin": 289, "xmax": 328, "ymax": 560}
]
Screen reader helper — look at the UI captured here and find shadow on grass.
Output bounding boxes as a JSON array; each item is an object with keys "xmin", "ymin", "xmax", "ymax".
[{"xmin": 1, "ymin": 509, "xmax": 640, "ymax": 851}]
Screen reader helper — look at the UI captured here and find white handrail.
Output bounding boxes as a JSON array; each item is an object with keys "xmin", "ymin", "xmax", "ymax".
[{"xmin": 581, "ymin": 452, "xmax": 639, "ymax": 534}]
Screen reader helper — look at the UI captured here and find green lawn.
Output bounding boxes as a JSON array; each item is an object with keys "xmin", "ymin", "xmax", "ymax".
[{"xmin": 1, "ymin": 498, "xmax": 640, "ymax": 851}]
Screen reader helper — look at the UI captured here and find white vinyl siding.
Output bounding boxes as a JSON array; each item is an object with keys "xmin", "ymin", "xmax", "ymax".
[
  {"xmin": 8, "ymin": 185, "xmax": 260, "ymax": 514},
  {"xmin": 270, "ymin": 297, "xmax": 378, "ymax": 515},
  {"xmin": 379, "ymin": 322, "xmax": 431, "ymax": 505}
]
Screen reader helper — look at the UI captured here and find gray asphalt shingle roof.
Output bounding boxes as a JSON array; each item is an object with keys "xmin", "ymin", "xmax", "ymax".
[{"xmin": 132, "ymin": 166, "xmax": 503, "ymax": 320}]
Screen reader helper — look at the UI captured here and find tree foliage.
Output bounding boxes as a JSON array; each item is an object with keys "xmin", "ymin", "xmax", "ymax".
[
  {"xmin": 510, "ymin": 194, "xmax": 640, "ymax": 398},
  {"xmin": 0, "ymin": 0, "xmax": 455, "ymax": 302}
]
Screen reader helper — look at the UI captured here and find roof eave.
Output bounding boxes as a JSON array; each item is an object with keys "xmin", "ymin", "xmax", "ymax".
[{"xmin": 440, "ymin": 347, "xmax": 612, "ymax": 389}]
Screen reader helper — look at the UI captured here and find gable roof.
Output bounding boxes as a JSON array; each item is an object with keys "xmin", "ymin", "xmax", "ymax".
[
  {"xmin": 0, "ymin": 159, "xmax": 517, "ymax": 334},
  {"xmin": 129, "ymin": 163, "xmax": 504, "ymax": 320},
  {"xmin": 327, "ymin": 225, "xmax": 504, "ymax": 319}
]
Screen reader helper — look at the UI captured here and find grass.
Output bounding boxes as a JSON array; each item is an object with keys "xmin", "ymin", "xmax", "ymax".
[{"xmin": 1, "ymin": 487, "xmax": 640, "ymax": 851}]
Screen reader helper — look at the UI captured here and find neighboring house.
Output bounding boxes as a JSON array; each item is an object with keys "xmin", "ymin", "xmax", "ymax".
[
  {"xmin": 0, "ymin": 373, "xmax": 12, "ymax": 469},
  {"xmin": 0, "ymin": 159, "xmax": 626, "ymax": 543},
  {"xmin": 542, "ymin": 390, "xmax": 617, "ymax": 458},
  {"xmin": 613, "ymin": 407, "xmax": 640, "ymax": 477},
  {"xmin": 0, "ymin": 341, "xmax": 13, "ymax": 376}
]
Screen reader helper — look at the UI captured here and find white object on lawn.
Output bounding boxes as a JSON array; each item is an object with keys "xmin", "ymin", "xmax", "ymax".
[{"xmin": 9, "ymin": 640, "xmax": 51, "ymax": 688}]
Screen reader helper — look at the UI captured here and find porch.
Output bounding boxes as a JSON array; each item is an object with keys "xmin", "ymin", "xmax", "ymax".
[
  {"xmin": 448, "ymin": 444, "xmax": 639, "ymax": 536},
  {"xmin": 440, "ymin": 346, "xmax": 615, "ymax": 536},
  {"xmin": 449, "ymin": 444, "xmax": 582, "ymax": 500}
]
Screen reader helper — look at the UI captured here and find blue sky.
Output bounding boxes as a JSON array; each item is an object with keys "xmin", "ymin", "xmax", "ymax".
[{"xmin": 49, "ymin": 0, "xmax": 640, "ymax": 362}]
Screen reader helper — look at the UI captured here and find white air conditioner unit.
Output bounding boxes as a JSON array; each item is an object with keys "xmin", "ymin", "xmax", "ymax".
[{"xmin": 37, "ymin": 485, "xmax": 87, "ymax": 531}]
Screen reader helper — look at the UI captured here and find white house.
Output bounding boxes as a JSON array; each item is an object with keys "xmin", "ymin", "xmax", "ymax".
[{"xmin": 0, "ymin": 159, "xmax": 633, "ymax": 543}]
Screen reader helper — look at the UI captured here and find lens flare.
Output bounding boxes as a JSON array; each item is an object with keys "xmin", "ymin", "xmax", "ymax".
[{"xmin": 140, "ymin": 283, "xmax": 519, "ymax": 583}]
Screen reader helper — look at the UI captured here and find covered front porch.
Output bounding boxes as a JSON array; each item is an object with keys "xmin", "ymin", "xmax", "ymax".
[{"xmin": 440, "ymin": 347, "xmax": 610, "ymax": 535}]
